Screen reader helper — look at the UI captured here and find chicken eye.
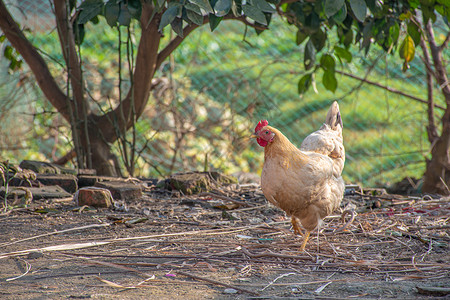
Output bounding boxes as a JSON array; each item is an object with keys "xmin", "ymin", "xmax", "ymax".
[{"xmin": 265, "ymin": 131, "xmax": 269, "ymax": 135}]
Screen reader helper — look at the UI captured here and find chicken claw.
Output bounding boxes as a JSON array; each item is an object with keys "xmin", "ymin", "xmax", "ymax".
[{"xmin": 291, "ymin": 217, "xmax": 303, "ymax": 236}]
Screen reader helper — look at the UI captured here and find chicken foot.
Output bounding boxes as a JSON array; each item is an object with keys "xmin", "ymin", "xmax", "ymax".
[{"xmin": 291, "ymin": 217, "xmax": 303, "ymax": 236}]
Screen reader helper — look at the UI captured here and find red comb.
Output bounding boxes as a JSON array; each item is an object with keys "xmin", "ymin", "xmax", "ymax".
[{"xmin": 255, "ymin": 120, "xmax": 268, "ymax": 133}]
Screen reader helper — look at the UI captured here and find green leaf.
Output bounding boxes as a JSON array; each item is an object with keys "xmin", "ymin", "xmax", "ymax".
[
  {"xmin": 298, "ymin": 74, "xmax": 312, "ymax": 94},
  {"xmin": 127, "ymin": 0, "xmax": 142, "ymax": 19},
  {"xmin": 171, "ymin": 17, "xmax": 184, "ymax": 37},
  {"xmin": 333, "ymin": 3, "xmax": 347, "ymax": 23},
  {"xmin": 399, "ymin": 34, "xmax": 415, "ymax": 63},
  {"xmin": 349, "ymin": 0, "xmax": 367, "ymax": 22},
  {"xmin": 104, "ymin": 1, "xmax": 119, "ymax": 27},
  {"xmin": 209, "ymin": 14, "xmax": 223, "ymax": 31},
  {"xmin": 74, "ymin": 23, "xmax": 85, "ymax": 45},
  {"xmin": 310, "ymin": 28, "xmax": 326, "ymax": 52},
  {"xmin": 320, "ymin": 54, "xmax": 335, "ymax": 71},
  {"xmin": 4, "ymin": 45, "xmax": 12, "ymax": 59},
  {"xmin": 214, "ymin": 0, "xmax": 232, "ymax": 17},
  {"xmin": 389, "ymin": 22, "xmax": 400, "ymax": 47},
  {"xmin": 185, "ymin": 3, "xmax": 202, "ymax": 14},
  {"xmin": 118, "ymin": 3, "xmax": 132, "ymax": 26},
  {"xmin": 304, "ymin": 39, "xmax": 316, "ymax": 70},
  {"xmin": 407, "ymin": 22, "xmax": 421, "ymax": 46},
  {"xmin": 322, "ymin": 69, "xmax": 337, "ymax": 92},
  {"xmin": 157, "ymin": 0, "xmax": 166, "ymax": 9},
  {"xmin": 159, "ymin": 5, "xmax": 180, "ymax": 31},
  {"xmin": 334, "ymin": 46, "xmax": 352, "ymax": 62},
  {"xmin": 252, "ymin": 0, "xmax": 276, "ymax": 13},
  {"xmin": 304, "ymin": 11, "xmax": 320, "ymax": 33},
  {"xmin": 366, "ymin": 0, "xmax": 383, "ymax": 15},
  {"xmin": 399, "ymin": 11, "xmax": 412, "ymax": 21},
  {"xmin": 186, "ymin": 9, "xmax": 204, "ymax": 25},
  {"xmin": 77, "ymin": 0, "xmax": 104, "ymax": 24},
  {"xmin": 242, "ymin": 4, "xmax": 267, "ymax": 25},
  {"xmin": 324, "ymin": 0, "xmax": 345, "ymax": 18},
  {"xmin": 189, "ymin": 0, "xmax": 214, "ymax": 13},
  {"xmin": 296, "ymin": 30, "xmax": 308, "ymax": 45}
]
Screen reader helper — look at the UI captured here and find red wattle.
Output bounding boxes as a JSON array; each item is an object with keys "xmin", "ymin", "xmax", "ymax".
[{"xmin": 257, "ymin": 138, "xmax": 268, "ymax": 147}]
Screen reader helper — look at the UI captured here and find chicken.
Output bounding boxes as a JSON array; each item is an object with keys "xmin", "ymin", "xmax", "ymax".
[{"xmin": 252, "ymin": 101, "xmax": 345, "ymax": 251}]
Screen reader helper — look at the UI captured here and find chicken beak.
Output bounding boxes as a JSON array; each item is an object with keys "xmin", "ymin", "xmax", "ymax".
[{"xmin": 250, "ymin": 134, "xmax": 258, "ymax": 139}]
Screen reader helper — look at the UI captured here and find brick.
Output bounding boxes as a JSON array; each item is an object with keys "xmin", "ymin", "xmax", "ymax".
[
  {"xmin": 77, "ymin": 175, "xmax": 118, "ymax": 188},
  {"xmin": 95, "ymin": 181, "xmax": 143, "ymax": 200},
  {"xmin": 75, "ymin": 187, "xmax": 113, "ymax": 208},
  {"xmin": 36, "ymin": 174, "xmax": 78, "ymax": 193},
  {"xmin": 0, "ymin": 186, "xmax": 71, "ymax": 200}
]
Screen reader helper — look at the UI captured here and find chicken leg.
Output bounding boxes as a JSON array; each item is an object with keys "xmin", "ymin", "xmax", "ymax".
[{"xmin": 299, "ymin": 231, "xmax": 311, "ymax": 252}]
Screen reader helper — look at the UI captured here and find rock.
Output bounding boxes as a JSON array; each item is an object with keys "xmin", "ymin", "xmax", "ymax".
[
  {"xmin": 95, "ymin": 181, "xmax": 143, "ymax": 200},
  {"xmin": 36, "ymin": 174, "xmax": 78, "ymax": 193},
  {"xmin": 0, "ymin": 186, "xmax": 71, "ymax": 200},
  {"xmin": 19, "ymin": 160, "xmax": 84, "ymax": 175},
  {"xmin": 77, "ymin": 169, "xmax": 97, "ymax": 175},
  {"xmin": 75, "ymin": 187, "xmax": 113, "ymax": 208},
  {"xmin": 164, "ymin": 171, "xmax": 238, "ymax": 195},
  {"xmin": 77, "ymin": 175, "xmax": 118, "ymax": 188},
  {"xmin": 223, "ymin": 288, "xmax": 238, "ymax": 294}
]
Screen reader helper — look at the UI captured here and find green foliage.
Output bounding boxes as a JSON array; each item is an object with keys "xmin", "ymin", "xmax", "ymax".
[
  {"xmin": 282, "ymin": 0, "xmax": 449, "ymax": 93},
  {"xmin": 0, "ymin": 35, "xmax": 23, "ymax": 72},
  {"xmin": 72, "ymin": 0, "xmax": 448, "ymax": 98}
]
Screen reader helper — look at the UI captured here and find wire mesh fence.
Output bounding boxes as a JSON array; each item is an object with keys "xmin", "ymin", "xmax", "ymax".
[{"xmin": 0, "ymin": 0, "xmax": 446, "ymax": 189}]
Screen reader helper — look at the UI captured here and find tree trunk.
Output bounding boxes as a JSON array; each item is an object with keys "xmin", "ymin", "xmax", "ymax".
[
  {"xmin": 422, "ymin": 112, "xmax": 450, "ymax": 194},
  {"xmin": 85, "ymin": 122, "xmax": 122, "ymax": 176},
  {"xmin": 421, "ymin": 19, "xmax": 450, "ymax": 195}
]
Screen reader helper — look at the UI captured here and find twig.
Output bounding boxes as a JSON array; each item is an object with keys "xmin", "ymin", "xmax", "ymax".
[
  {"xmin": 261, "ymin": 272, "xmax": 296, "ymax": 291},
  {"xmin": 176, "ymin": 270, "xmax": 259, "ymax": 295},
  {"xmin": 0, "ymin": 223, "xmax": 111, "ymax": 248},
  {"xmin": 6, "ymin": 259, "xmax": 31, "ymax": 281},
  {"xmin": 198, "ymin": 192, "xmax": 251, "ymax": 207},
  {"xmin": 332, "ymin": 210, "xmax": 356, "ymax": 233}
]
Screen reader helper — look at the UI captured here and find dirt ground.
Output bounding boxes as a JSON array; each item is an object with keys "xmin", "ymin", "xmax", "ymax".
[{"xmin": 0, "ymin": 183, "xmax": 449, "ymax": 299}]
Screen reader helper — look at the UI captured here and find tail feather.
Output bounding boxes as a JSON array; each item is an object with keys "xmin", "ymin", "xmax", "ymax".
[{"xmin": 325, "ymin": 101, "xmax": 343, "ymax": 131}]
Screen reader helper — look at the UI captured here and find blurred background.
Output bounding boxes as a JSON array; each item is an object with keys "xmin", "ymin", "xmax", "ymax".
[{"xmin": 0, "ymin": 0, "xmax": 447, "ymax": 189}]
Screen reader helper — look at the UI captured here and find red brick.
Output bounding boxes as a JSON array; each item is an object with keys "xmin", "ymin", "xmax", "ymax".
[{"xmin": 75, "ymin": 187, "xmax": 113, "ymax": 208}]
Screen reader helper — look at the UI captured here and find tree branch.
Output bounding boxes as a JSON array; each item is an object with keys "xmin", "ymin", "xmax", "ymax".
[
  {"xmin": 156, "ymin": 23, "xmax": 200, "ymax": 71},
  {"xmin": 0, "ymin": 0, "xmax": 71, "ymax": 121},
  {"xmin": 53, "ymin": 0, "xmax": 87, "ymax": 118},
  {"xmin": 438, "ymin": 32, "xmax": 450, "ymax": 53},
  {"xmin": 424, "ymin": 18, "xmax": 450, "ymax": 111},
  {"xmin": 419, "ymin": 34, "xmax": 439, "ymax": 144},
  {"xmin": 335, "ymin": 70, "xmax": 445, "ymax": 110}
]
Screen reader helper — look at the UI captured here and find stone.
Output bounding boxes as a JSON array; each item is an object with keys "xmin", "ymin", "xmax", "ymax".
[
  {"xmin": 164, "ymin": 171, "xmax": 238, "ymax": 195},
  {"xmin": 36, "ymin": 174, "xmax": 78, "ymax": 193},
  {"xmin": 0, "ymin": 186, "xmax": 71, "ymax": 200},
  {"xmin": 19, "ymin": 160, "xmax": 77, "ymax": 175},
  {"xmin": 95, "ymin": 181, "xmax": 143, "ymax": 200},
  {"xmin": 75, "ymin": 187, "xmax": 113, "ymax": 208},
  {"xmin": 77, "ymin": 175, "xmax": 118, "ymax": 188}
]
